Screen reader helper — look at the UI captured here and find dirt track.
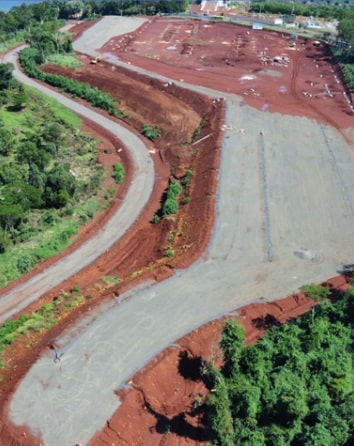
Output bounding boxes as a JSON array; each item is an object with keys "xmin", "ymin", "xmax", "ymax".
[{"xmin": 5, "ymin": 16, "xmax": 354, "ymax": 445}]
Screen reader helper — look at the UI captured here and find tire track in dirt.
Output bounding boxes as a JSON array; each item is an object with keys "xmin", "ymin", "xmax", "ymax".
[{"xmin": 290, "ymin": 47, "xmax": 352, "ymax": 145}]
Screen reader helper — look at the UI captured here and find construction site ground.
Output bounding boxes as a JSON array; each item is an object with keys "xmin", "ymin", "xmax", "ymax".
[{"xmin": 1, "ymin": 16, "xmax": 354, "ymax": 446}]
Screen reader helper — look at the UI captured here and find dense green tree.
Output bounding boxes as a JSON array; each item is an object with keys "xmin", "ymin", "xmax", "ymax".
[
  {"xmin": 0, "ymin": 202, "xmax": 24, "ymax": 233},
  {"xmin": 0, "ymin": 63, "xmax": 14, "ymax": 90},
  {"xmin": 0, "ymin": 227, "xmax": 11, "ymax": 253},
  {"xmin": 41, "ymin": 121, "xmax": 64, "ymax": 145},
  {"xmin": 31, "ymin": 1, "xmax": 59, "ymax": 24},
  {"xmin": 0, "ymin": 163, "xmax": 29, "ymax": 185},
  {"xmin": 208, "ymin": 370, "xmax": 235, "ymax": 445},
  {"xmin": 337, "ymin": 12, "xmax": 354, "ymax": 45},
  {"xmin": 220, "ymin": 319, "xmax": 245, "ymax": 377},
  {"xmin": 337, "ymin": 12, "xmax": 354, "ymax": 61},
  {"xmin": 0, "ymin": 128, "xmax": 13, "ymax": 155},
  {"xmin": 44, "ymin": 163, "xmax": 76, "ymax": 208},
  {"xmin": 11, "ymin": 85, "xmax": 28, "ymax": 111},
  {"xmin": 207, "ymin": 287, "xmax": 354, "ymax": 445},
  {"xmin": 26, "ymin": 27, "xmax": 55, "ymax": 61},
  {"xmin": 16, "ymin": 141, "xmax": 50, "ymax": 169},
  {"xmin": 59, "ymin": 0, "xmax": 84, "ymax": 19},
  {"xmin": 28, "ymin": 163, "xmax": 45, "ymax": 189},
  {"xmin": 9, "ymin": 4, "xmax": 33, "ymax": 30}
]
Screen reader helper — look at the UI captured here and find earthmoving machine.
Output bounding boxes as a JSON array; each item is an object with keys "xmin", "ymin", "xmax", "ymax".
[{"xmin": 90, "ymin": 54, "xmax": 102, "ymax": 64}]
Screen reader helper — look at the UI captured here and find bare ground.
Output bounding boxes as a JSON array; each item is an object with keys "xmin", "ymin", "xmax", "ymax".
[{"xmin": 0, "ymin": 17, "xmax": 353, "ymax": 445}]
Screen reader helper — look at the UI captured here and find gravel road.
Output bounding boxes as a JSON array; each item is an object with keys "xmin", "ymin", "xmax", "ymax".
[{"xmin": 9, "ymin": 17, "xmax": 354, "ymax": 445}]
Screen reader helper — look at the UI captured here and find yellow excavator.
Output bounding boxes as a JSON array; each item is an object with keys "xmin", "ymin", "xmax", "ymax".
[{"xmin": 90, "ymin": 54, "xmax": 102, "ymax": 64}]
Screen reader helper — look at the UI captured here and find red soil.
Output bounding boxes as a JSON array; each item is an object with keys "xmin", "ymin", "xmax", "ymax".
[
  {"xmin": 100, "ymin": 17, "xmax": 353, "ymax": 140},
  {"xmin": 0, "ymin": 18, "xmax": 353, "ymax": 446},
  {"xmin": 89, "ymin": 276, "xmax": 352, "ymax": 446}
]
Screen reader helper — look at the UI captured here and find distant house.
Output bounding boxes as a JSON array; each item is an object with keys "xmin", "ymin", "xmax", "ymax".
[{"xmin": 200, "ymin": 0, "xmax": 225, "ymax": 13}]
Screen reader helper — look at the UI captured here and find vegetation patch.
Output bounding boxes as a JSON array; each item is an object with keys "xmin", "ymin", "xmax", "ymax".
[
  {"xmin": 206, "ymin": 285, "xmax": 354, "ymax": 445},
  {"xmin": 162, "ymin": 180, "xmax": 183, "ymax": 217},
  {"xmin": 18, "ymin": 25, "xmax": 127, "ymax": 118},
  {"xmin": 141, "ymin": 123, "xmax": 161, "ymax": 141},
  {"xmin": 112, "ymin": 162, "xmax": 125, "ymax": 184},
  {"xmin": 46, "ymin": 53, "xmax": 83, "ymax": 69},
  {"xmin": 0, "ymin": 73, "xmax": 108, "ymax": 287}
]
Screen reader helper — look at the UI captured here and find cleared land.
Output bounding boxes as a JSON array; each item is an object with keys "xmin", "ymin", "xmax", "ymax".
[{"xmin": 3, "ymin": 16, "xmax": 354, "ymax": 445}]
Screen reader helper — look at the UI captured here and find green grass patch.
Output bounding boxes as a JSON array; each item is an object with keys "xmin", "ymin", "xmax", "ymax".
[
  {"xmin": 0, "ymin": 30, "xmax": 27, "ymax": 53},
  {"xmin": 29, "ymin": 87, "xmax": 82, "ymax": 128},
  {"xmin": 84, "ymin": 199, "xmax": 100, "ymax": 218},
  {"xmin": 0, "ymin": 289, "xmax": 87, "ymax": 371},
  {"xmin": 102, "ymin": 275, "xmax": 120, "ymax": 285},
  {"xmin": 0, "ymin": 86, "xmax": 82, "ymax": 131},
  {"xmin": 46, "ymin": 53, "xmax": 83, "ymax": 69},
  {"xmin": 0, "ymin": 220, "xmax": 79, "ymax": 288}
]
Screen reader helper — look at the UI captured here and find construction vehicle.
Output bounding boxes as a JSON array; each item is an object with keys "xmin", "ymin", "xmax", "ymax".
[{"xmin": 90, "ymin": 54, "xmax": 102, "ymax": 64}]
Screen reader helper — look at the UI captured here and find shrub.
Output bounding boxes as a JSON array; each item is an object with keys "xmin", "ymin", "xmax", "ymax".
[
  {"xmin": 193, "ymin": 123, "xmax": 202, "ymax": 140},
  {"xmin": 20, "ymin": 47, "xmax": 119, "ymax": 115},
  {"xmin": 113, "ymin": 163, "xmax": 125, "ymax": 184},
  {"xmin": 166, "ymin": 248, "xmax": 174, "ymax": 258},
  {"xmin": 300, "ymin": 284, "xmax": 331, "ymax": 302},
  {"xmin": 167, "ymin": 180, "xmax": 183, "ymax": 198},
  {"xmin": 181, "ymin": 169, "xmax": 193, "ymax": 188},
  {"xmin": 151, "ymin": 214, "xmax": 160, "ymax": 224},
  {"xmin": 163, "ymin": 197, "xmax": 178, "ymax": 216},
  {"xmin": 17, "ymin": 254, "xmax": 36, "ymax": 274},
  {"xmin": 142, "ymin": 124, "xmax": 161, "ymax": 140}
]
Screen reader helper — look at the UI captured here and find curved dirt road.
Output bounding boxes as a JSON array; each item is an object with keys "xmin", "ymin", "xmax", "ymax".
[
  {"xmin": 9, "ymin": 17, "xmax": 354, "ymax": 445},
  {"xmin": 0, "ymin": 45, "xmax": 154, "ymax": 324}
]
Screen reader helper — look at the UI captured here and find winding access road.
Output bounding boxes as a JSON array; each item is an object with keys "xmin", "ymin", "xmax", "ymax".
[
  {"xmin": 7, "ymin": 17, "xmax": 354, "ymax": 445},
  {"xmin": 0, "ymin": 43, "xmax": 154, "ymax": 324}
]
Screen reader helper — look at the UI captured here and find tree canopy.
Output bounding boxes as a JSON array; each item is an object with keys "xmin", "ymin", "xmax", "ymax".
[
  {"xmin": 207, "ymin": 288, "xmax": 354, "ymax": 445},
  {"xmin": 337, "ymin": 12, "xmax": 354, "ymax": 46}
]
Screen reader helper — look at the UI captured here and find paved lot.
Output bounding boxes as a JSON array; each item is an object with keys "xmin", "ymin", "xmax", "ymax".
[{"xmin": 9, "ymin": 17, "xmax": 354, "ymax": 445}]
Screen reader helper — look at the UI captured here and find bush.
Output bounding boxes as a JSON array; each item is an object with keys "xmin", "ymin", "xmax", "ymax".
[
  {"xmin": 20, "ymin": 47, "xmax": 119, "ymax": 115},
  {"xmin": 163, "ymin": 197, "xmax": 178, "ymax": 216},
  {"xmin": 41, "ymin": 211, "xmax": 59, "ymax": 226},
  {"xmin": 151, "ymin": 214, "xmax": 160, "ymax": 224},
  {"xmin": 141, "ymin": 124, "xmax": 161, "ymax": 141},
  {"xmin": 159, "ymin": 180, "xmax": 183, "ymax": 217},
  {"xmin": 167, "ymin": 180, "xmax": 183, "ymax": 198},
  {"xmin": 181, "ymin": 168, "xmax": 193, "ymax": 188},
  {"xmin": 300, "ymin": 284, "xmax": 331, "ymax": 302},
  {"xmin": 17, "ymin": 254, "xmax": 36, "ymax": 274},
  {"xmin": 113, "ymin": 163, "xmax": 125, "ymax": 184},
  {"xmin": 166, "ymin": 248, "xmax": 174, "ymax": 257}
]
